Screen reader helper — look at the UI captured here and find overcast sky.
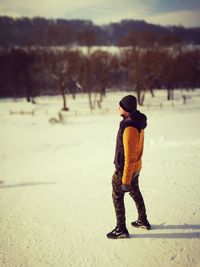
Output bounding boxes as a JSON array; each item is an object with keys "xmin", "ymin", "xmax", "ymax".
[{"xmin": 0, "ymin": 0, "xmax": 200, "ymax": 27}]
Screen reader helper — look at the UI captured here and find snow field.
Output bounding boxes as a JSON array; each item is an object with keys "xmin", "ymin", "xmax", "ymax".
[{"xmin": 0, "ymin": 90, "xmax": 200, "ymax": 267}]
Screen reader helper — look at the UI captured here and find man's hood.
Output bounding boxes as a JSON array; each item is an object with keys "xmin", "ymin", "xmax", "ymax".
[{"xmin": 129, "ymin": 110, "xmax": 147, "ymax": 130}]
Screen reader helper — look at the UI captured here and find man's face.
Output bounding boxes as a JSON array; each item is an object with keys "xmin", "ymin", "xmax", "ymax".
[{"xmin": 118, "ymin": 106, "xmax": 129, "ymax": 117}]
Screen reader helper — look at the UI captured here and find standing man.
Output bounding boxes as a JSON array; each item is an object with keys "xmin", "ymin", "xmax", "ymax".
[{"xmin": 107, "ymin": 95, "xmax": 151, "ymax": 239}]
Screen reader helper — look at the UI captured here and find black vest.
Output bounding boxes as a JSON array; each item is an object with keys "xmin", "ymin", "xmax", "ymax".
[{"xmin": 114, "ymin": 113, "xmax": 147, "ymax": 172}]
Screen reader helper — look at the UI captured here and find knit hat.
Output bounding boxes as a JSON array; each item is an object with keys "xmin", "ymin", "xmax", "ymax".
[{"xmin": 119, "ymin": 95, "xmax": 137, "ymax": 113}]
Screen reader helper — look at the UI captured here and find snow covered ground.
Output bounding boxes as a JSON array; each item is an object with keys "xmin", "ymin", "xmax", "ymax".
[{"xmin": 0, "ymin": 90, "xmax": 200, "ymax": 267}]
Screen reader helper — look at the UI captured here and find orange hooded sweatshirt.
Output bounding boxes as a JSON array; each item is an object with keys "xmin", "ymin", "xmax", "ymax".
[{"xmin": 122, "ymin": 127, "xmax": 144, "ymax": 185}]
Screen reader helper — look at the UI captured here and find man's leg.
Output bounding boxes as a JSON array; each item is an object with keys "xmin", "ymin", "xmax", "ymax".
[
  {"xmin": 107, "ymin": 171, "xmax": 129, "ymax": 239},
  {"xmin": 112, "ymin": 171, "xmax": 126, "ymax": 230},
  {"xmin": 129, "ymin": 173, "xmax": 147, "ymax": 222}
]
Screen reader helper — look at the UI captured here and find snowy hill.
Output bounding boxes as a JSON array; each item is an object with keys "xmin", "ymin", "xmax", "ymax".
[{"xmin": 0, "ymin": 90, "xmax": 200, "ymax": 267}]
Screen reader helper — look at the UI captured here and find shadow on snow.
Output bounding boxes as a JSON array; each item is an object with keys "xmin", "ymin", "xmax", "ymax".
[
  {"xmin": 129, "ymin": 224, "xmax": 200, "ymax": 239},
  {"xmin": 0, "ymin": 181, "xmax": 58, "ymax": 189}
]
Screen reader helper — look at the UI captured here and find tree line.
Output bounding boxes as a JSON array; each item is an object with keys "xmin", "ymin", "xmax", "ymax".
[
  {"xmin": 0, "ymin": 42, "xmax": 199, "ymax": 109},
  {"xmin": 0, "ymin": 16, "xmax": 200, "ymax": 48}
]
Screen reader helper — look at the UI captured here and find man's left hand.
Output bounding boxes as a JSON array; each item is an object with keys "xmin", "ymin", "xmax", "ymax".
[{"xmin": 121, "ymin": 184, "xmax": 131, "ymax": 192}]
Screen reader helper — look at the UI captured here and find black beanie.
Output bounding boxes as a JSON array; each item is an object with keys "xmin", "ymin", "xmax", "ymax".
[{"xmin": 119, "ymin": 95, "xmax": 137, "ymax": 113}]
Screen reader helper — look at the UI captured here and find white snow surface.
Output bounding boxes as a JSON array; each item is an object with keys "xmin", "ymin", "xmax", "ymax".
[{"xmin": 0, "ymin": 90, "xmax": 200, "ymax": 267}]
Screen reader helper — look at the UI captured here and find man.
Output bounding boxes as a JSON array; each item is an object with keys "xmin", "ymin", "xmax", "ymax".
[{"xmin": 107, "ymin": 95, "xmax": 151, "ymax": 239}]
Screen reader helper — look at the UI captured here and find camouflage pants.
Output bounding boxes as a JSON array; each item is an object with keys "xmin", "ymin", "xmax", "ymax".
[{"xmin": 112, "ymin": 171, "xmax": 147, "ymax": 229}]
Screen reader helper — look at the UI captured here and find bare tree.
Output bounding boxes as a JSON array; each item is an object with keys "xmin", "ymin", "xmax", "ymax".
[
  {"xmin": 9, "ymin": 48, "xmax": 36, "ymax": 103},
  {"xmin": 90, "ymin": 50, "xmax": 110, "ymax": 108},
  {"xmin": 78, "ymin": 28, "xmax": 96, "ymax": 110},
  {"xmin": 50, "ymin": 50, "xmax": 82, "ymax": 111}
]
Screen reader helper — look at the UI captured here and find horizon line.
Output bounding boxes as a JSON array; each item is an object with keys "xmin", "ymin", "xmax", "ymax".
[{"xmin": 0, "ymin": 15, "xmax": 200, "ymax": 29}]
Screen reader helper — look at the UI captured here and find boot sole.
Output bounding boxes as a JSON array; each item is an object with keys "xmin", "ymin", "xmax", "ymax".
[
  {"xmin": 131, "ymin": 223, "xmax": 151, "ymax": 230},
  {"xmin": 107, "ymin": 234, "xmax": 130, "ymax": 239}
]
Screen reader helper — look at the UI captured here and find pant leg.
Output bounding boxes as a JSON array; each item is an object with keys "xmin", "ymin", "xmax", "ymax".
[
  {"xmin": 112, "ymin": 171, "xmax": 126, "ymax": 229},
  {"xmin": 129, "ymin": 173, "xmax": 147, "ymax": 221}
]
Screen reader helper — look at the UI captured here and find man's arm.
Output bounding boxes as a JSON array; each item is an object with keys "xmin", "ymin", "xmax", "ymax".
[{"xmin": 122, "ymin": 127, "xmax": 139, "ymax": 185}]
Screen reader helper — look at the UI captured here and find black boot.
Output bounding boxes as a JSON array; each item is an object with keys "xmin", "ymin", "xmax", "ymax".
[
  {"xmin": 131, "ymin": 219, "xmax": 151, "ymax": 230},
  {"xmin": 107, "ymin": 226, "xmax": 129, "ymax": 239}
]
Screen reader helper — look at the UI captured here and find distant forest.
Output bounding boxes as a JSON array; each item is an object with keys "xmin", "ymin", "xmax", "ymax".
[
  {"xmin": 0, "ymin": 16, "xmax": 200, "ymax": 108},
  {"xmin": 0, "ymin": 16, "xmax": 200, "ymax": 47}
]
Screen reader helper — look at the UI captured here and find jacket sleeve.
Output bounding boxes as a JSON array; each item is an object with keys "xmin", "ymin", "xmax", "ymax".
[{"xmin": 122, "ymin": 126, "xmax": 139, "ymax": 185}]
